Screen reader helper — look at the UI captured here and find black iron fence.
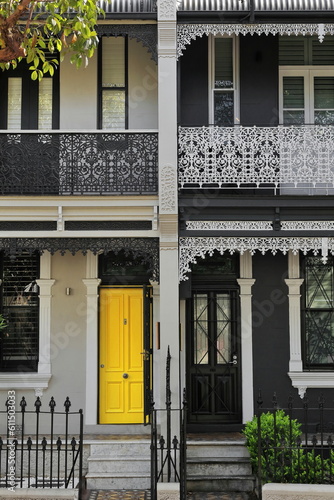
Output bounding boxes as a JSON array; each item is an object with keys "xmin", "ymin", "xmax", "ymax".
[
  {"xmin": 254, "ymin": 392, "xmax": 334, "ymax": 499},
  {"xmin": 0, "ymin": 395, "xmax": 83, "ymax": 498},
  {"xmin": 150, "ymin": 347, "xmax": 187, "ymax": 500},
  {"xmin": 0, "ymin": 132, "xmax": 158, "ymax": 195}
]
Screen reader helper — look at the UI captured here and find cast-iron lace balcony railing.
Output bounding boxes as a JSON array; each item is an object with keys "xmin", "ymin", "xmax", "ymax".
[
  {"xmin": 0, "ymin": 131, "xmax": 158, "ymax": 195},
  {"xmin": 178, "ymin": 125, "xmax": 334, "ymax": 195}
]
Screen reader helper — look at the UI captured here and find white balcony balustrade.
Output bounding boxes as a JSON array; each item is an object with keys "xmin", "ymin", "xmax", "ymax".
[{"xmin": 178, "ymin": 125, "xmax": 334, "ymax": 194}]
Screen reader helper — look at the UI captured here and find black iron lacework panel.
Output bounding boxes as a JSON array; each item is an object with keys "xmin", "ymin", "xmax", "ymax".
[{"xmin": 0, "ymin": 133, "xmax": 158, "ymax": 195}]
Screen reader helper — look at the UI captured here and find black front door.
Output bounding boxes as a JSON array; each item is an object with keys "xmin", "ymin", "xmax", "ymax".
[{"xmin": 187, "ymin": 289, "xmax": 241, "ymax": 430}]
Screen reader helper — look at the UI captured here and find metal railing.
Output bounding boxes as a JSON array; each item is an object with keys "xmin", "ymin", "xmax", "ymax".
[
  {"xmin": 255, "ymin": 392, "xmax": 334, "ymax": 499},
  {"xmin": 150, "ymin": 347, "xmax": 187, "ymax": 500},
  {"xmin": 0, "ymin": 131, "xmax": 158, "ymax": 195},
  {"xmin": 0, "ymin": 396, "xmax": 84, "ymax": 498},
  {"xmin": 178, "ymin": 125, "xmax": 334, "ymax": 194}
]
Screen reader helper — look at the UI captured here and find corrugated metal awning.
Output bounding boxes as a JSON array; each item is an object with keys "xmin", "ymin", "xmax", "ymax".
[
  {"xmin": 178, "ymin": 0, "xmax": 334, "ymax": 11},
  {"xmin": 99, "ymin": 0, "xmax": 156, "ymax": 13}
]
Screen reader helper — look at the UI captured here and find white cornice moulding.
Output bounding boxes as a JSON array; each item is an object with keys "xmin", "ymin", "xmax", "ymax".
[
  {"xmin": 289, "ymin": 372, "xmax": 334, "ymax": 398},
  {"xmin": 0, "ymin": 373, "xmax": 52, "ymax": 389}
]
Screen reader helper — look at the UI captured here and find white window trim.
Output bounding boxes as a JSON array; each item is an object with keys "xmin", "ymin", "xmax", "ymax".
[
  {"xmin": 279, "ymin": 66, "xmax": 334, "ymax": 124},
  {"xmin": 286, "ymin": 251, "xmax": 334, "ymax": 398},
  {"xmin": 208, "ymin": 34, "xmax": 240, "ymax": 125},
  {"xmin": 0, "ymin": 252, "xmax": 54, "ymax": 395}
]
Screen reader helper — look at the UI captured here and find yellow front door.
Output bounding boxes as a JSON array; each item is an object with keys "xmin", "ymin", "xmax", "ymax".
[{"xmin": 99, "ymin": 288, "xmax": 144, "ymax": 424}]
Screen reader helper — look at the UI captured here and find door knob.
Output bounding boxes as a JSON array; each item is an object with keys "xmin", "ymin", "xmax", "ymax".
[
  {"xmin": 123, "ymin": 373, "xmax": 129, "ymax": 379},
  {"xmin": 100, "ymin": 364, "xmax": 104, "ymax": 368}
]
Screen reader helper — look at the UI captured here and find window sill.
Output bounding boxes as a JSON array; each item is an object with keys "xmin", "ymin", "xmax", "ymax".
[
  {"xmin": 0, "ymin": 373, "xmax": 51, "ymax": 391},
  {"xmin": 288, "ymin": 371, "xmax": 334, "ymax": 398}
]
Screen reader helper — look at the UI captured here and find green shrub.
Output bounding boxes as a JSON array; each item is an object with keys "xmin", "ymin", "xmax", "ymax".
[{"xmin": 243, "ymin": 410, "xmax": 334, "ymax": 484}]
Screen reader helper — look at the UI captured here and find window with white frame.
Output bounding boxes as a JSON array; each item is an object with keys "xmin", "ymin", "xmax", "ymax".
[
  {"xmin": 210, "ymin": 36, "xmax": 238, "ymax": 126},
  {"xmin": 302, "ymin": 255, "xmax": 334, "ymax": 370},
  {"xmin": 279, "ymin": 36, "xmax": 334, "ymax": 125},
  {"xmin": 100, "ymin": 36, "xmax": 127, "ymax": 129},
  {"xmin": 0, "ymin": 252, "xmax": 40, "ymax": 372}
]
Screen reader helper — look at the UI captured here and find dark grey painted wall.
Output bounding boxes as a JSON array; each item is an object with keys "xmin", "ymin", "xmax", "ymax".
[
  {"xmin": 252, "ymin": 253, "xmax": 294, "ymax": 405},
  {"xmin": 252, "ymin": 253, "xmax": 334, "ymax": 417},
  {"xmin": 240, "ymin": 34, "xmax": 279, "ymax": 126},
  {"xmin": 179, "ymin": 36, "xmax": 208, "ymax": 126}
]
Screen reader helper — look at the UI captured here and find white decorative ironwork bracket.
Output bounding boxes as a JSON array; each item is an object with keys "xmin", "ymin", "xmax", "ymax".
[
  {"xmin": 177, "ymin": 23, "xmax": 334, "ymax": 57},
  {"xmin": 179, "ymin": 236, "xmax": 334, "ymax": 280}
]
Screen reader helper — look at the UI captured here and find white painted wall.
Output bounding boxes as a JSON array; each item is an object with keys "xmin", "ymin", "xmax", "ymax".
[
  {"xmin": 59, "ymin": 40, "xmax": 158, "ymax": 130},
  {"xmin": 60, "ymin": 54, "xmax": 98, "ymax": 130},
  {"xmin": 0, "ymin": 253, "xmax": 87, "ymax": 435},
  {"xmin": 128, "ymin": 39, "xmax": 158, "ymax": 129}
]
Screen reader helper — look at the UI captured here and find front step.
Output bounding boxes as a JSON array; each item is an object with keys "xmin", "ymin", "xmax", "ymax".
[
  {"xmin": 85, "ymin": 472, "xmax": 151, "ymax": 490},
  {"xmin": 85, "ymin": 439, "xmax": 151, "ymax": 490},
  {"xmin": 187, "ymin": 476, "xmax": 255, "ymax": 493},
  {"xmin": 186, "ymin": 438, "xmax": 255, "ymax": 495}
]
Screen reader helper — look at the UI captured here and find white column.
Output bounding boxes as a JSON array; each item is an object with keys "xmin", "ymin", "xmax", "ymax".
[
  {"xmin": 83, "ymin": 252, "xmax": 101, "ymax": 425},
  {"xmin": 36, "ymin": 252, "xmax": 54, "ymax": 375},
  {"xmin": 285, "ymin": 277, "xmax": 304, "ymax": 372},
  {"xmin": 285, "ymin": 251, "xmax": 304, "ymax": 373},
  {"xmin": 158, "ymin": 0, "xmax": 180, "ymax": 429},
  {"xmin": 237, "ymin": 251, "xmax": 255, "ymax": 423}
]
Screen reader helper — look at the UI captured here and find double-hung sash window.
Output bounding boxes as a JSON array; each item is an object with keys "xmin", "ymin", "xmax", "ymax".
[
  {"xmin": 0, "ymin": 61, "xmax": 59, "ymax": 130},
  {"xmin": 100, "ymin": 36, "xmax": 127, "ymax": 129},
  {"xmin": 280, "ymin": 69, "xmax": 334, "ymax": 125},
  {"xmin": 0, "ymin": 252, "xmax": 40, "ymax": 373},
  {"xmin": 279, "ymin": 36, "xmax": 334, "ymax": 125},
  {"xmin": 302, "ymin": 256, "xmax": 334, "ymax": 369},
  {"xmin": 210, "ymin": 36, "xmax": 238, "ymax": 126}
]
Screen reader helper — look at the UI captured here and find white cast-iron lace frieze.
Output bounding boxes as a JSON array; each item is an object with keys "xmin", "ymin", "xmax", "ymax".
[
  {"xmin": 179, "ymin": 236, "xmax": 334, "ymax": 280},
  {"xmin": 281, "ymin": 221, "xmax": 334, "ymax": 231},
  {"xmin": 185, "ymin": 221, "xmax": 272, "ymax": 231},
  {"xmin": 177, "ymin": 23, "xmax": 334, "ymax": 57}
]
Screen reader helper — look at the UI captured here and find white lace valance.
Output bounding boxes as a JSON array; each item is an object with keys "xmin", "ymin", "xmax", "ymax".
[
  {"xmin": 177, "ymin": 23, "xmax": 334, "ymax": 57},
  {"xmin": 179, "ymin": 236, "xmax": 333, "ymax": 280}
]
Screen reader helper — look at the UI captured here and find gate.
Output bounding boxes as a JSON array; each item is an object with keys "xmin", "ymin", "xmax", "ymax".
[
  {"xmin": 150, "ymin": 347, "xmax": 187, "ymax": 500},
  {"xmin": 0, "ymin": 395, "xmax": 84, "ymax": 498}
]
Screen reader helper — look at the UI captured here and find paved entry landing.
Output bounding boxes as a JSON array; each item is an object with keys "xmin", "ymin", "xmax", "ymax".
[{"xmin": 87, "ymin": 491, "xmax": 255, "ymax": 500}]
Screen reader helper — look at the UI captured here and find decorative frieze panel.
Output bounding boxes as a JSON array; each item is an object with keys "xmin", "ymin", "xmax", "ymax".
[
  {"xmin": 177, "ymin": 23, "xmax": 334, "ymax": 57},
  {"xmin": 178, "ymin": 126, "xmax": 334, "ymax": 191},
  {"xmin": 0, "ymin": 237, "xmax": 159, "ymax": 281},
  {"xmin": 281, "ymin": 221, "xmax": 334, "ymax": 231},
  {"xmin": 179, "ymin": 236, "xmax": 334, "ymax": 280},
  {"xmin": 160, "ymin": 164, "xmax": 178, "ymax": 213},
  {"xmin": 97, "ymin": 25, "xmax": 158, "ymax": 63},
  {"xmin": 186, "ymin": 221, "xmax": 272, "ymax": 231}
]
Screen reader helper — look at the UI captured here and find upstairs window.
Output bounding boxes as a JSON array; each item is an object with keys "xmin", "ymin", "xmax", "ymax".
[
  {"xmin": 210, "ymin": 36, "xmax": 238, "ymax": 126},
  {"xmin": 279, "ymin": 36, "xmax": 334, "ymax": 125},
  {"xmin": 0, "ymin": 60, "xmax": 59, "ymax": 130},
  {"xmin": 0, "ymin": 253, "xmax": 40, "ymax": 372},
  {"xmin": 302, "ymin": 256, "xmax": 334, "ymax": 369},
  {"xmin": 99, "ymin": 36, "xmax": 128, "ymax": 129}
]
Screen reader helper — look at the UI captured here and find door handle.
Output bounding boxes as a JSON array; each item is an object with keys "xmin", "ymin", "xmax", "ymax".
[
  {"xmin": 123, "ymin": 373, "xmax": 129, "ymax": 379},
  {"xmin": 100, "ymin": 364, "xmax": 104, "ymax": 368}
]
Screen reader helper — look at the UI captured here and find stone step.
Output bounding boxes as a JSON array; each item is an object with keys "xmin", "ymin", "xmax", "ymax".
[
  {"xmin": 187, "ymin": 475, "xmax": 255, "ymax": 493},
  {"xmin": 187, "ymin": 457, "xmax": 252, "ymax": 476},
  {"xmin": 89, "ymin": 441, "xmax": 151, "ymax": 457},
  {"xmin": 186, "ymin": 441, "xmax": 250, "ymax": 459},
  {"xmin": 85, "ymin": 472, "xmax": 151, "ymax": 490},
  {"xmin": 87, "ymin": 456, "xmax": 151, "ymax": 474}
]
